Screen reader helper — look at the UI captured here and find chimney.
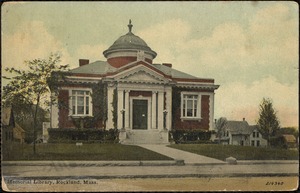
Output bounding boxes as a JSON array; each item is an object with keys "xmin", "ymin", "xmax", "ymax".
[
  {"xmin": 162, "ymin": 63, "xmax": 172, "ymax": 68},
  {"xmin": 243, "ymin": 118, "xmax": 245, "ymax": 121},
  {"xmin": 79, "ymin": 59, "xmax": 89, "ymax": 66}
]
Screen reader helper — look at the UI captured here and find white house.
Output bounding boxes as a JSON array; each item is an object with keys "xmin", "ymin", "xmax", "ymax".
[{"xmin": 220, "ymin": 119, "xmax": 267, "ymax": 147}]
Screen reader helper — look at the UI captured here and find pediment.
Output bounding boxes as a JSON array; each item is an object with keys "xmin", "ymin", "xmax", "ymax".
[
  {"xmin": 113, "ymin": 65, "xmax": 170, "ymax": 84},
  {"xmin": 121, "ymin": 70, "xmax": 163, "ymax": 82}
]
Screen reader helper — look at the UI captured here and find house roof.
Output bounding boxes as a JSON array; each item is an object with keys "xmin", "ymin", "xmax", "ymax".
[
  {"xmin": 223, "ymin": 121, "xmax": 252, "ymax": 135},
  {"xmin": 69, "ymin": 60, "xmax": 214, "ymax": 83},
  {"xmin": 67, "ymin": 21, "xmax": 216, "ymax": 86},
  {"xmin": 14, "ymin": 123, "xmax": 25, "ymax": 133},
  {"xmin": 69, "ymin": 61, "xmax": 116, "ymax": 75},
  {"xmin": 103, "ymin": 21, "xmax": 157, "ymax": 58},
  {"xmin": 282, "ymin": 134, "xmax": 296, "ymax": 143},
  {"xmin": 248, "ymin": 125, "xmax": 259, "ymax": 132},
  {"xmin": 152, "ymin": 64, "xmax": 198, "ymax": 79}
]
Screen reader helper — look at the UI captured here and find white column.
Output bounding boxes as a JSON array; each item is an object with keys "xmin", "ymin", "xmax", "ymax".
[
  {"xmin": 124, "ymin": 90, "xmax": 130, "ymax": 129},
  {"xmin": 157, "ymin": 91, "xmax": 164, "ymax": 130},
  {"xmin": 50, "ymin": 92, "xmax": 59, "ymax": 128},
  {"xmin": 209, "ymin": 93, "xmax": 215, "ymax": 131},
  {"xmin": 117, "ymin": 89, "xmax": 124, "ymax": 129},
  {"xmin": 165, "ymin": 88, "xmax": 172, "ymax": 130},
  {"xmin": 151, "ymin": 91, "xmax": 157, "ymax": 129},
  {"xmin": 106, "ymin": 84, "xmax": 114, "ymax": 129}
]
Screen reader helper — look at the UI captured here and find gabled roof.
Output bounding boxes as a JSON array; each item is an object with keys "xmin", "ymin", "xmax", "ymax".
[
  {"xmin": 152, "ymin": 64, "xmax": 197, "ymax": 79},
  {"xmin": 14, "ymin": 123, "xmax": 25, "ymax": 133},
  {"xmin": 69, "ymin": 61, "xmax": 116, "ymax": 75},
  {"xmin": 223, "ymin": 121, "xmax": 252, "ymax": 135},
  {"xmin": 68, "ymin": 60, "xmax": 215, "ymax": 84},
  {"xmin": 109, "ymin": 64, "xmax": 172, "ymax": 85},
  {"xmin": 248, "ymin": 125, "xmax": 259, "ymax": 132},
  {"xmin": 282, "ymin": 134, "xmax": 296, "ymax": 143}
]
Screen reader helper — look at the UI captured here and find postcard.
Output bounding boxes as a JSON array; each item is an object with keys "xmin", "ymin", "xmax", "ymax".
[{"xmin": 1, "ymin": 1, "xmax": 298, "ymax": 192}]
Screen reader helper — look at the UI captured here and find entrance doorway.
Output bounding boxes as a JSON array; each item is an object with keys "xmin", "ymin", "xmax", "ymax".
[{"xmin": 132, "ymin": 99, "xmax": 148, "ymax": 129}]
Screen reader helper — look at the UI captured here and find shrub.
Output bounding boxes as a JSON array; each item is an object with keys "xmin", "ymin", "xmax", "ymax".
[
  {"xmin": 170, "ymin": 129, "xmax": 212, "ymax": 144},
  {"xmin": 269, "ymin": 136, "xmax": 287, "ymax": 149},
  {"xmin": 48, "ymin": 128, "xmax": 119, "ymax": 143}
]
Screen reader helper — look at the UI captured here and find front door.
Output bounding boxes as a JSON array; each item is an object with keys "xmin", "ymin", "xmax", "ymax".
[{"xmin": 132, "ymin": 99, "xmax": 148, "ymax": 129}]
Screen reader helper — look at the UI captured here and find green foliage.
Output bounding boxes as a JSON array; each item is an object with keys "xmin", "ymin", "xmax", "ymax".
[
  {"xmin": 112, "ymin": 87, "xmax": 118, "ymax": 129},
  {"xmin": 64, "ymin": 81, "xmax": 108, "ymax": 129},
  {"xmin": 14, "ymin": 105, "xmax": 48, "ymax": 143},
  {"xmin": 48, "ymin": 128, "xmax": 119, "ymax": 143},
  {"xmin": 215, "ymin": 117, "xmax": 227, "ymax": 138},
  {"xmin": 3, "ymin": 53, "xmax": 69, "ymax": 109},
  {"xmin": 2, "ymin": 53, "xmax": 69, "ymax": 153},
  {"xmin": 257, "ymin": 98, "xmax": 280, "ymax": 140},
  {"xmin": 170, "ymin": 129, "xmax": 212, "ymax": 144},
  {"xmin": 277, "ymin": 127, "xmax": 299, "ymax": 138},
  {"xmin": 89, "ymin": 81, "xmax": 108, "ymax": 128},
  {"xmin": 71, "ymin": 116, "xmax": 96, "ymax": 129},
  {"xmin": 269, "ymin": 136, "xmax": 287, "ymax": 149}
]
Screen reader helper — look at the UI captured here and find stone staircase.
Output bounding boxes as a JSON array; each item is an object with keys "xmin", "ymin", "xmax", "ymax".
[{"xmin": 119, "ymin": 129, "xmax": 169, "ymax": 144}]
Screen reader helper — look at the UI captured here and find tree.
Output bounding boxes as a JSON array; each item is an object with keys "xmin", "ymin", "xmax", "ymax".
[
  {"xmin": 215, "ymin": 117, "xmax": 227, "ymax": 143},
  {"xmin": 12, "ymin": 104, "xmax": 48, "ymax": 143},
  {"xmin": 257, "ymin": 98, "xmax": 280, "ymax": 146},
  {"xmin": 277, "ymin": 127, "xmax": 298, "ymax": 138},
  {"xmin": 2, "ymin": 53, "xmax": 69, "ymax": 154}
]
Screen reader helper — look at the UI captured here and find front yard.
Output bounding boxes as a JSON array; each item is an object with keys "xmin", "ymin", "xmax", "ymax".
[
  {"xmin": 3, "ymin": 143, "xmax": 298, "ymax": 161},
  {"xmin": 168, "ymin": 144, "xmax": 299, "ymax": 160},
  {"xmin": 2, "ymin": 143, "xmax": 173, "ymax": 161}
]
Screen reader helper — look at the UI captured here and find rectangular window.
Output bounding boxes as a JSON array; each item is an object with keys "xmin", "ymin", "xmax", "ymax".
[
  {"xmin": 257, "ymin": 140, "xmax": 260, "ymax": 147},
  {"xmin": 252, "ymin": 132, "xmax": 256, "ymax": 138},
  {"xmin": 71, "ymin": 90, "xmax": 92, "ymax": 116},
  {"xmin": 256, "ymin": 132, "xmax": 259, "ymax": 138},
  {"xmin": 251, "ymin": 140, "xmax": 255, "ymax": 146},
  {"xmin": 181, "ymin": 93, "xmax": 200, "ymax": 119}
]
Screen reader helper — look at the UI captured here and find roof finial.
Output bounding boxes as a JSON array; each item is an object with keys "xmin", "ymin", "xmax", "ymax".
[{"xmin": 128, "ymin": 19, "xmax": 133, "ymax": 33}]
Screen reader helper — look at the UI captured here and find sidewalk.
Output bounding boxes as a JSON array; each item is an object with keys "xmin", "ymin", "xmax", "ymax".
[{"xmin": 138, "ymin": 144, "xmax": 225, "ymax": 165}]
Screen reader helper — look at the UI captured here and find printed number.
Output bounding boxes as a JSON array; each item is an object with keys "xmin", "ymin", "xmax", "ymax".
[{"xmin": 266, "ymin": 182, "xmax": 284, "ymax": 185}]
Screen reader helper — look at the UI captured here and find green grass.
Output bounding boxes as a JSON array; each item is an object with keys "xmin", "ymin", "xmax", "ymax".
[
  {"xmin": 168, "ymin": 144, "xmax": 299, "ymax": 161},
  {"xmin": 3, "ymin": 143, "xmax": 173, "ymax": 161}
]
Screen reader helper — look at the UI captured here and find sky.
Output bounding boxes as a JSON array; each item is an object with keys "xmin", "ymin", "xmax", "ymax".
[{"xmin": 1, "ymin": 1, "xmax": 298, "ymax": 127}]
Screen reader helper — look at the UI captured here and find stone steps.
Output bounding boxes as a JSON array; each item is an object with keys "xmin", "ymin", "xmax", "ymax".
[{"xmin": 120, "ymin": 130, "xmax": 169, "ymax": 144}]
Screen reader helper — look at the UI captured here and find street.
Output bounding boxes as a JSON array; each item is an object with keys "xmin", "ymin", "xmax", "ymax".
[{"xmin": 2, "ymin": 163, "xmax": 298, "ymax": 191}]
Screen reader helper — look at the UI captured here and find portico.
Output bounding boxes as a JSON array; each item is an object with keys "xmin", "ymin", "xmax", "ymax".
[{"xmin": 105, "ymin": 70, "xmax": 172, "ymax": 143}]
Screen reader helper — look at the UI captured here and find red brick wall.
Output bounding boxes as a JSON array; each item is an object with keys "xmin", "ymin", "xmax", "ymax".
[
  {"xmin": 173, "ymin": 93, "xmax": 211, "ymax": 131},
  {"xmin": 107, "ymin": 56, "xmax": 153, "ymax": 68},
  {"xmin": 58, "ymin": 90, "xmax": 74, "ymax": 128},
  {"xmin": 129, "ymin": 91, "xmax": 152, "ymax": 97},
  {"xmin": 57, "ymin": 89, "xmax": 104, "ymax": 129}
]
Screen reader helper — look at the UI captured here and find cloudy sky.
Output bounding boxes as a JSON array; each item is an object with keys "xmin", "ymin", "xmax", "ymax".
[{"xmin": 2, "ymin": 2, "xmax": 298, "ymax": 127}]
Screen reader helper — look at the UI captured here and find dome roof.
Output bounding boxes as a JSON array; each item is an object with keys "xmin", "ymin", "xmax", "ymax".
[{"xmin": 103, "ymin": 20, "xmax": 157, "ymax": 58}]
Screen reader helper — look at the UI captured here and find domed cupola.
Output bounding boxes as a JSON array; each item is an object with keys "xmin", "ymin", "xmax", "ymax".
[{"xmin": 103, "ymin": 20, "xmax": 157, "ymax": 68}]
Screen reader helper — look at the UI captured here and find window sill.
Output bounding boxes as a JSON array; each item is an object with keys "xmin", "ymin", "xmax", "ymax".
[
  {"xmin": 69, "ymin": 115, "xmax": 94, "ymax": 118},
  {"xmin": 180, "ymin": 117, "xmax": 202, "ymax": 121}
]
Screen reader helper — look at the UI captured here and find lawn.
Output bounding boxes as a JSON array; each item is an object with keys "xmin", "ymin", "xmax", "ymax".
[
  {"xmin": 2, "ymin": 143, "xmax": 173, "ymax": 161},
  {"xmin": 168, "ymin": 144, "xmax": 299, "ymax": 161}
]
